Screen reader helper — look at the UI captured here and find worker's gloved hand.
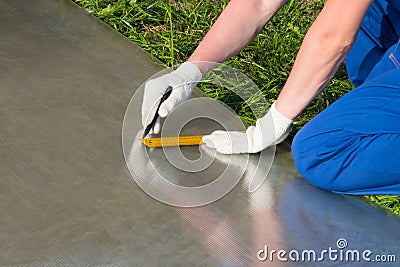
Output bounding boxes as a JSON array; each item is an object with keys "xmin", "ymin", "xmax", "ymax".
[
  {"xmin": 141, "ymin": 62, "xmax": 202, "ymax": 134},
  {"xmin": 202, "ymin": 103, "xmax": 293, "ymax": 154}
]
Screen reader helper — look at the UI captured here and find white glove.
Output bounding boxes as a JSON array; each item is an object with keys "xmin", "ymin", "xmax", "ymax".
[
  {"xmin": 141, "ymin": 62, "xmax": 202, "ymax": 134},
  {"xmin": 202, "ymin": 103, "xmax": 293, "ymax": 154}
]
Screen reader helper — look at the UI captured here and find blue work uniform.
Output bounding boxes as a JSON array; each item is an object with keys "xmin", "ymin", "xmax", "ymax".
[{"xmin": 291, "ymin": 0, "xmax": 400, "ymax": 195}]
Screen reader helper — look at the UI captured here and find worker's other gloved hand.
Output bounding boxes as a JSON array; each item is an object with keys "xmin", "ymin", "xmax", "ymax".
[
  {"xmin": 202, "ymin": 103, "xmax": 293, "ymax": 154},
  {"xmin": 141, "ymin": 62, "xmax": 202, "ymax": 134}
]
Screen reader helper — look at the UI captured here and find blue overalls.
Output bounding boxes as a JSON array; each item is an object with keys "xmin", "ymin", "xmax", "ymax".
[{"xmin": 291, "ymin": 0, "xmax": 400, "ymax": 195}]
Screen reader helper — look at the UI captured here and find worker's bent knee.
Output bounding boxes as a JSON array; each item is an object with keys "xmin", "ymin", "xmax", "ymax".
[
  {"xmin": 293, "ymin": 125, "xmax": 400, "ymax": 195},
  {"xmin": 291, "ymin": 128, "xmax": 326, "ymax": 190},
  {"xmin": 292, "ymin": 126, "xmax": 355, "ymax": 193}
]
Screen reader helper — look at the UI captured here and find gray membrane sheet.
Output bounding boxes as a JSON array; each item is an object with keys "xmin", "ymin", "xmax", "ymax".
[{"xmin": 1, "ymin": 0, "xmax": 400, "ymax": 266}]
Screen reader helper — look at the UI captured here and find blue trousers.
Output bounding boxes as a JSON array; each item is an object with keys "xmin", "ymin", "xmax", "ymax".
[{"xmin": 292, "ymin": 0, "xmax": 400, "ymax": 195}]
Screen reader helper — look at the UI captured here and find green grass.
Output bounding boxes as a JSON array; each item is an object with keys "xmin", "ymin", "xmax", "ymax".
[{"xmin": 73, "ymin": 0, "xmax": 400, "ymax": 216}]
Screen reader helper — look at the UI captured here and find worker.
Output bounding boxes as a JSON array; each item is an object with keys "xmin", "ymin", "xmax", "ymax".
[{"xmin": 141, "ymin": 0, "xmax": 400, "ymax": 195}]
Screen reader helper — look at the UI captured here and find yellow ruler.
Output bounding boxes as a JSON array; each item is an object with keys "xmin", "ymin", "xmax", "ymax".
[{"xmin": 141, "ymin": 135, "xmax": 206, "ymax": 148}]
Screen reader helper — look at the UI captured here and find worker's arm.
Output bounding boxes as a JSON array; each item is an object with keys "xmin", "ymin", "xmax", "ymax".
[
  {"xmin": 189, "ymin": 0, "xmax": 287, "ymax": 75},
  {"xmin": 275, "ymin": 0, "xmax": 374, "ymax": 119},
  {"xmin": 142, "ymin": 0, "xmax": 286, "ymax": 134},
  {"xmin": 203, "ymin": 0, "xmax": 374, "ymax": 154}
]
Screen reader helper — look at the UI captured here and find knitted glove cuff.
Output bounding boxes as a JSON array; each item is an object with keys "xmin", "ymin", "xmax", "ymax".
[
  {"xmin": 270, "ymin": 102, "xmax": 293, "ymax": 143},
  {"xmin": 175, "ymin": 62, "xmax": 202, "ymax": 85}
]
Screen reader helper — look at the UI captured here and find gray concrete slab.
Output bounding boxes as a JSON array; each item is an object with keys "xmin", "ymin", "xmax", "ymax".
[{"xmin": 1, "ymin": 0, "xmax": 400, "ymax": 266}]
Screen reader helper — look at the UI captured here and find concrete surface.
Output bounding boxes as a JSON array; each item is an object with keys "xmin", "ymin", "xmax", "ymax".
[{"xmin": 0, "ymin": 0, "xmax": 399, "ymax": 266}]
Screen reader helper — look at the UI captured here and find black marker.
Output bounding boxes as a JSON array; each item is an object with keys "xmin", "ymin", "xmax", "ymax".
[{"xmin": 142, "ymin": 86, "xmax": 173, "ymax": 139}]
